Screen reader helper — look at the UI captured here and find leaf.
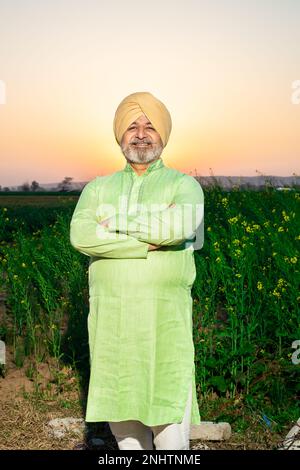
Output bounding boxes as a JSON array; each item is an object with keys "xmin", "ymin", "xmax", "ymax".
[{"xmin": 208, "ymin": 375, "xmax": 227, "ymax": 393}]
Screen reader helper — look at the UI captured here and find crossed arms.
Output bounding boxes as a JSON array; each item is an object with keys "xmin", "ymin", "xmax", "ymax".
[{"xmin": 70, "ymin": 175, "xmax": 204, "ymax": 259}]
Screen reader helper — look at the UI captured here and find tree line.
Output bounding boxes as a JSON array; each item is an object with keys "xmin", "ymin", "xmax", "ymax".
[{"xmin": 0, "ymin": 177, "xmax": 74, "ymax": 192}]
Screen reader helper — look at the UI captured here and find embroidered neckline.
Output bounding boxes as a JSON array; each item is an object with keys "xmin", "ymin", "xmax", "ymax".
[{"xmin": 123, "ymin": 157, "xmax": 165, "ymax": 176}]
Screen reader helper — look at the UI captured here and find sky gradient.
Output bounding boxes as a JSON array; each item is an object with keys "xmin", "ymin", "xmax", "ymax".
[{"xmin": 0, "ymin": 0, "xmax": 300, "ymax": 186}]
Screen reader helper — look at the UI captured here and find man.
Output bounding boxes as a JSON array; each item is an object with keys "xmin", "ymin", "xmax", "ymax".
[{"xmin": 70, "ymin": 91, "xmax": 204, "ymax": 450}]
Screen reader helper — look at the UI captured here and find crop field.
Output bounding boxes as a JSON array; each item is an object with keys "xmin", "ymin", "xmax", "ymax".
[{"xmin": 0, "ymin": 185, "xmax": 299, "ymax": 449}]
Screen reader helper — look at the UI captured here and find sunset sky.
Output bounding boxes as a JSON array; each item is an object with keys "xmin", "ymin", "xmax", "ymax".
[{"xmin": 0, "ymin": 0, "xmax": 300, "ymax": 187}]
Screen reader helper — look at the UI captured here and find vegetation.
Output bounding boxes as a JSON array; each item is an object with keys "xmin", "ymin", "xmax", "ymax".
[{"xmin": 0, "ymin": 184, "xmax": 299, "ymax": 438}]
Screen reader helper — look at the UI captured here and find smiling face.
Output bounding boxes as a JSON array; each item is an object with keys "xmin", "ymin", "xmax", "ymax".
[{"xmin": 120, "ymin": 114, "xmax": 164, "ymax": 164}]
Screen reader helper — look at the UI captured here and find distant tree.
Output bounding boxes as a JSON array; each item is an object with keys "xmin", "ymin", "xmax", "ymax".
[
  {"xmin": 57, "ymin": 177, "xmax": 73, "ymax": 192},
  {"xmin": 21, "ymin": 182, "xmax": 30, "ymax": 191},
  {"xmin": 3, "ymin": 187, "xmax": 10, "ymax": 192},
  {"xmin": 31, "ymin": 180, "xmax": 40, "ymax": 192},
  {"xmin": 0, "ymin": 185, "xmax": 2, "ymax": 191}
]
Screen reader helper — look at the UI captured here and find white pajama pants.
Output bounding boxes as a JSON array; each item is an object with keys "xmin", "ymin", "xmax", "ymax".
[{"xmin": 108, "ymin": 382, "xmax": 193, "ymax": 450}]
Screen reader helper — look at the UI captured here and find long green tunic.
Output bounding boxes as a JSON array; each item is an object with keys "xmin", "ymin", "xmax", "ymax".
[{"xmin": 69, "ymin": 157, "xmax": 204, "ymax": 426}]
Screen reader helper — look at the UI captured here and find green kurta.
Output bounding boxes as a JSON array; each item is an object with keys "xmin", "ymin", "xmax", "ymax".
[{"xmin": 69, "ymin": 157, "xmax": 204, "ymax": 426}]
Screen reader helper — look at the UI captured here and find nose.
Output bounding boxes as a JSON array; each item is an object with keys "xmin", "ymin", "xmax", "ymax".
[{"xmin": 136, "ymin": 126, "xmax": 147, "ymax": 139}]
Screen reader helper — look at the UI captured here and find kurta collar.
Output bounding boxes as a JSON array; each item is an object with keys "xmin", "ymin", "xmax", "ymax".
[{"xmin": 123, "ymin": 157, "xmax": 165, "ymax": 176}]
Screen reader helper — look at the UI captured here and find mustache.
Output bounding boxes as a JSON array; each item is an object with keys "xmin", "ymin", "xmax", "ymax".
[{"xmin": 130, "ymin": 140, "xmax": 152, "ymax": 145}]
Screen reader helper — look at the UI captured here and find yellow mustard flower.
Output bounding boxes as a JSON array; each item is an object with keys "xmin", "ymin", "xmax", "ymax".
[
  {"xmin": 228, "ymin": 216, "xmax": 239, "ymax": 224},
  {"xmin": 272, "ymin": 290, "xmax": 280, "ymax": 298},
  {"xmin": 282, "ymin": 210, "xmax": 290, "ymax": 222}
]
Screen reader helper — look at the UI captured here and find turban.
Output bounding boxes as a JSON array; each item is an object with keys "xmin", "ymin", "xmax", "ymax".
[{"xmin": 113, "ymin": 91, "xmax": 172, "ymax": 148}]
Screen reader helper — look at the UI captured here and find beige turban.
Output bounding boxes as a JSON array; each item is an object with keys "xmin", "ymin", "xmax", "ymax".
[{"xmin": 113, "ymin": 91, "xmax": 172, "ymax": 148}]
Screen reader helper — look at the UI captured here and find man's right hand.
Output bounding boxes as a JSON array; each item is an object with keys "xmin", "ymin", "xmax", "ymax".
[{"xmin": 148, "ymin": 244, "xmax": 161, "ymax": 251}]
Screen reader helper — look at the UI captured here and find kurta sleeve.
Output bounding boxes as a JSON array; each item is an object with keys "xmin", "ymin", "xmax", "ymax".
[
  {"xmin": 104, "ymin": 175, "xmax": 204, "ymax": 247},
  {"xmin": 69, "ymin": 178, "xmax": 149, "ymax": 259}
]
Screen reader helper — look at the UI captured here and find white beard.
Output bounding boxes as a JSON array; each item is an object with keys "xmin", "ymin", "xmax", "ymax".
[{"xmin": 121, "ymin": 141, "xmax": 164, "ymax": 164}]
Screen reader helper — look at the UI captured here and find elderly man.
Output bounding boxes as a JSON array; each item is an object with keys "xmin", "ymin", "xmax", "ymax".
[{"xmin": 70, "ymin": 91, "xmax": 204, "ymax": 450}]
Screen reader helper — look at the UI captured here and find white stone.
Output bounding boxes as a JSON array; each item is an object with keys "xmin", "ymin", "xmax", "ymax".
[
  {"xmin": 47, "ymin": 417, "xmax": 85, "ymax": 439},
  {"xmin": 279, "ymin": 418, "xmax": 300, "ymax": 450},
  {"xmin": 190, "ymin": 422, "xmax": 231, "ymax": 441}
]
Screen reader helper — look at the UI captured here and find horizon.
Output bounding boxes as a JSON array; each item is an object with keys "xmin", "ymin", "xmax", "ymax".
[{"xmin": 2, "ymin": 172, "xmax": 299, "ymax": 190}]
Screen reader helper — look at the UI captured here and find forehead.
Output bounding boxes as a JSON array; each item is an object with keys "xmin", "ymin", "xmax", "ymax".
[{"xmin": 128, "ymin": 115, "xmax": 153, "ymax": 127}]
